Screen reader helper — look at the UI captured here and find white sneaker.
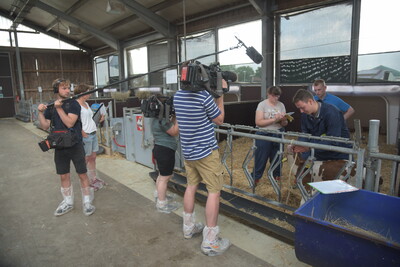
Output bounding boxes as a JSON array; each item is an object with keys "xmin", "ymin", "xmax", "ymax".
[
  {"xmin": 54, "ymin": 200, "xmax": 73, "ymax": 216},
  {"xmin": 83, "ymin": 202, "xmax": 95, "ymax": 216},
  {"xmin": 183, "ymin": 222, "xmax": 205, "ymax": 239},
  {"xmin": 156, "ymin": 201, "xmax": 180, "ymax": 214},
  {"xmin": 201, "ymin": 237, "xmax": 231, "ymax": 256}
]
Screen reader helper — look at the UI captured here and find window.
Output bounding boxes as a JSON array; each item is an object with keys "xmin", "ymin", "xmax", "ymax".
[
  {"xmin": 94, "ymin": 55, "xmax": 120, "ymax": 88},
  {"xmin": 179, "ymin": 31, "xmax": 216, "ymax": 65},
  {"xmin": 357, "ymin": 0, "xmax": 400, "ymax": 83},
  {"xmin": 218, "ymin": 20, "xmax": 262, "ymax": 83},
  {"xmin": 108, "ymin": 55, "xmax": 119, "ymax": 84},
  {"xmin": 94, "ymin": 57, "xmax": 108, "ymax": 87},
  {"xmin": 0, "ymin": 16, "xmax": 79, "ymax": 50},
  {"xmin": 127, "ymin": 46, "xmax": 148, "ymax": 88},
  {"xmin": 148, "ymin": 42, "xmax": 168, "ymax": 86},
  {"xmin": 279, "ymin": 3, "xmax": 352, "ymax": 83}
]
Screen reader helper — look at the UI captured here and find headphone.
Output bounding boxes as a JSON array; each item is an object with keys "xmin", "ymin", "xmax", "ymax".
[{"xmin": 52, "ymin": 78, "xmax": 66, "ymax": 94}]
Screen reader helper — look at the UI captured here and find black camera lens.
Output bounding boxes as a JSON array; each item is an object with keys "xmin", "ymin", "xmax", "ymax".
[{"xmin": 38, "ymin": 140, "xmax": 50, "ymax": 152}]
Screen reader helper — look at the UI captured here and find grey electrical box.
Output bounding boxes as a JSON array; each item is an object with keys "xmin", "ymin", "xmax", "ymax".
[
  {"xmin": 123, "ymin": 108, "xmax": 154, "ymax": 168},
  {"xmin": 110, "ymin": 117, "xmax": 125, "ymax": 154},
  {"xmin": 123, "ymin": 107, "xmax": 185, "ymax": 171}
]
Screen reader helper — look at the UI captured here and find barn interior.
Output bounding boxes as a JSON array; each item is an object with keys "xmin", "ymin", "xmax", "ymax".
[{"xmin": 0, "ymin": 0, "xmax": 400, "ymax": 266}]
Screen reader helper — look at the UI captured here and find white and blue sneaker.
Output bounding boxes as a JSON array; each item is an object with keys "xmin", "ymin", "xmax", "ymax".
[{"xmin": 54, "ymin": 200, "xmax": 73, "ymax": 216}]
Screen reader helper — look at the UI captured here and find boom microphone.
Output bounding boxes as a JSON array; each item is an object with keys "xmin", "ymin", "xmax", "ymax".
[
  {"xmin": 235, "ymin": 36, "xmax": 264, "ymax": 64},
  {"xmin": 221, "ymin": 71, "xmax": 237, "ymax": 82}
]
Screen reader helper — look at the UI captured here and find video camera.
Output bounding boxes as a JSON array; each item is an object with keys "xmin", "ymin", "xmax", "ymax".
[
  {"xmin": 140, "ymin": 94, "xmax": 174, "ymax": 120},
  {"xmin": 180, "ymin": 61, "xmax": 237, "ymax": 98}
]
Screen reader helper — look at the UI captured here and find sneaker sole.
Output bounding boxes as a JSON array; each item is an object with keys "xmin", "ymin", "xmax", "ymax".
[
  {"xmin": 201, "ymin": 249, "xmax": 228, "ymax": 256},
  {"xmin": 156, "ymin": 205, "xmax": 179, "ymax": 214},
  {"xmin": 83, "ymin": 207, "xmax": 95, "ymax": 216},
  {"xmin": 54, "ymin": 206, "xmax": 73, "ymax": 216},
  {"xmin": 201, "ymin": 242, "xmax": 231, "ymax": 256},
  {"xmin": 157, "ymin": 209, "xmax": 172, "ymax": 214}
]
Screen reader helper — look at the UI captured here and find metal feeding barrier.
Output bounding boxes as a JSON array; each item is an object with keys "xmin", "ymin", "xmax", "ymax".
[
  {"xmin": 148, "ymin": 120, "xmax": 400, "ymax": 243},
  {"xmin": 215, "ymin": 123, "xmax": 364, "ymax": 203},
  {"xmin": 364, "ymin": 120, "xmax": 400, "ymax": 196}
]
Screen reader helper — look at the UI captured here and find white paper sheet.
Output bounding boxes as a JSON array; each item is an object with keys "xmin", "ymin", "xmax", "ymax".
[{"xmin": 308, "ymin": 180, "xmax": 359, "ymax": 194}]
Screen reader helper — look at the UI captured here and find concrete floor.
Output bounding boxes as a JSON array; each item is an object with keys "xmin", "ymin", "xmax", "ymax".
[{"xmin": 0, "ymin": 118, "xmax": 308, "ymax": 267}]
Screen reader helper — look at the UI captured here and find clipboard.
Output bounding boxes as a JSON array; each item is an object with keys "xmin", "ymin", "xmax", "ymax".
[{"xmin": 92, "ymin": 103, "xmax": 104, "ymax": 125}]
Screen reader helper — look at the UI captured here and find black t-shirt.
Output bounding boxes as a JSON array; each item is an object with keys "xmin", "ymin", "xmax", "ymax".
[{"xmin": 44, "ymin": 99, "xmax": 82, "ymax": 140}]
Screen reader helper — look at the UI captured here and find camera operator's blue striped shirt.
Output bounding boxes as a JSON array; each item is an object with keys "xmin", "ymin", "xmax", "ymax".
[{"xmin": 173, "ymin": 90, "xmax": 220, "ymax": 161}]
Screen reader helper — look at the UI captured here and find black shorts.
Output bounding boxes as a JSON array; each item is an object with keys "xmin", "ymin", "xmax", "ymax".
[
  {"xmin": 54, "ymin": 143, "xmax": 87, "ymax": 175},
  {"xmin": 153, "ymin": 144, "xmax": 175, "ymax": 176}
]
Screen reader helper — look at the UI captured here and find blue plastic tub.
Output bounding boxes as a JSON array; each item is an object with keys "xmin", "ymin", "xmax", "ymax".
[{"xmin": 293, "ymin": 190, "xmax": 400, "ymax": 267}]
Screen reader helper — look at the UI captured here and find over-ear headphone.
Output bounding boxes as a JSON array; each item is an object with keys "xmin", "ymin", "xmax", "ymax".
[{"xmin": 52, "ymin": 78, "xmax": 66, "ymax": 94}]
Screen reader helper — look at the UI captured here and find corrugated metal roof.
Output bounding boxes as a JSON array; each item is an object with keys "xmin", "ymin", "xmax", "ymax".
[{"xmin": 0, "ymin": 0, "xmax": 263, "ymax": 55}]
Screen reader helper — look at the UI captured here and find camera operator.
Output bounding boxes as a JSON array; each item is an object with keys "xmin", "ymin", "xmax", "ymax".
[
  {"xmin": 174, "ymin": 79, "xmax": 231, "ymax": 256},
  {"xmin": 150, "ymin": 98, "xmax": 180, "ymax": 213},
  {"xmin": 37, "ymin": 78, "xmax": 95, "ymax": 216}
]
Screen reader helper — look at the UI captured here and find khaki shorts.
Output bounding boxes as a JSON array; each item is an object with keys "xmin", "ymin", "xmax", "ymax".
[{"xmin": 184, "ymin": 149, "xmax": 224, "ymax": 193}]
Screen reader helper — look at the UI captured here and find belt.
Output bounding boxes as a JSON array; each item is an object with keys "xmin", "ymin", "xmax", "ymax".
[{"xmin": 88, "ymin": 131, "xmax": 96, "ymax": 135}]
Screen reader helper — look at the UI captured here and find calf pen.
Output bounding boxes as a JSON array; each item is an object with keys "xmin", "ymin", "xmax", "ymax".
[
  {"xmin": 215, "ymin": 120, "xmax": 399, "ymax": 206},
  {"xmin": 101, "ymin": 112, "xmax": 398, "ymax": 244}
]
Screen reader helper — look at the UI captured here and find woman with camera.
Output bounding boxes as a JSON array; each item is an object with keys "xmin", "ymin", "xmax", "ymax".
[{"xmin": 150, "ymin": 95, "xmax": 180, "ymax": 213}]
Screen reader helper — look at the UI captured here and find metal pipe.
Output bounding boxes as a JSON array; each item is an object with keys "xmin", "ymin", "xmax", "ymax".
[
  {"xmin": 364, "ymin": 120, "xmax": 380, "ymax": 191},
  {"xmin": 369, "ymin": 152, "xmax": 400, "ymax": 161},
  {"xmin": 220, "ymin": 123, "xmax": 354, "ymax": 144},
  {"xmin": 354, "ymin": 118, "xmax": 362, "ymax": 148},
  {"xmin": 374, "ymin": 159, "xmax": 382, "ymax": 192},
  {"xmin": 215, "ymin": 128, "xmax": 357, "ymax": 155}
]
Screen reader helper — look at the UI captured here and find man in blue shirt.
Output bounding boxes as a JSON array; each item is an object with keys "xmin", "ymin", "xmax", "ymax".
[
  {"xmin": 290, "ymin": 89, "xmax": 351, "ymax": 161},
  {"xmin": 313, "ymin": 79, "xmax": 355, "ymax": 121},
  {"xmin": 174, "ymin": 87, "xmax": 230, "ymax": 256}
]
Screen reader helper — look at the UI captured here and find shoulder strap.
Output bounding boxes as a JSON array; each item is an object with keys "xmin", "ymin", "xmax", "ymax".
[{"xmin": 50, "ymin": 104, "xmax": 69, "ymax": 130}]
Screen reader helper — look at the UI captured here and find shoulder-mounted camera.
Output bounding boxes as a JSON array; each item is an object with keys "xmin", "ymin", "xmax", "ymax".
[
  {"xmin": 180, "ymin": 61, "xmax": 237, "ymax": 98},
  {"xmin": 140, "ymin": 94, "xmax": 174, "ymax": 120}
]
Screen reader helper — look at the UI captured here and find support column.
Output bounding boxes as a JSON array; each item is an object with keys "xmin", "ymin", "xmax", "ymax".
[
  {"xmin": 117, "ymin": 41, "xmax": 127, "ymax": 91},
  {"xmin": 13, "ymin": 30, "xmax": 25, "ymax": 101},
  {"xmin": 262, "ymin": 1, "xmax": 274, "ymax": 99},
  {"xmin": 350, "ymin": 0, "xmax": 361, "ymax": 85}
]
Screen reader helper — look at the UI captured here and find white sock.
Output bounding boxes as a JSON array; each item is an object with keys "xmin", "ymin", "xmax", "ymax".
[
  {"xmin": 83, "ymin": 195, "xmax": 91, "ymax": 204},
  {"xmin": 203, "ymin": 226, "xmax": 219, "ymax": 243},
  {"xmin": 65, "ymin": 196, "xmax": 73, "ymax": 205}
]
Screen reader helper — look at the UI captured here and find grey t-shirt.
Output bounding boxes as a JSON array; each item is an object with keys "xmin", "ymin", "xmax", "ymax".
[
  {"xmin": 151, "ymin": 118, "xmax": 177, "ymax": 151},
  {"xmin": 256, "ymin": 100, "xmax": 286, "ymax": 131}
]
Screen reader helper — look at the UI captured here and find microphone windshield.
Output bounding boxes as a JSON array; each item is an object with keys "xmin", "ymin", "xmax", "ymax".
[
  {"xmin": 221, "ymin": 71, "xmax": 237, "ymax": 82},
  {"xmin": 246, "ymin": 46, "xmax": 263, "ymax": 64}
]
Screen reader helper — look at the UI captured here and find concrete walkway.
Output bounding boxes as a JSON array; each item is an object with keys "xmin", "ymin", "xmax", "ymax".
[{"xmin": 0, "ymin": 118, "xmax": 307, "ymax": 266}]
